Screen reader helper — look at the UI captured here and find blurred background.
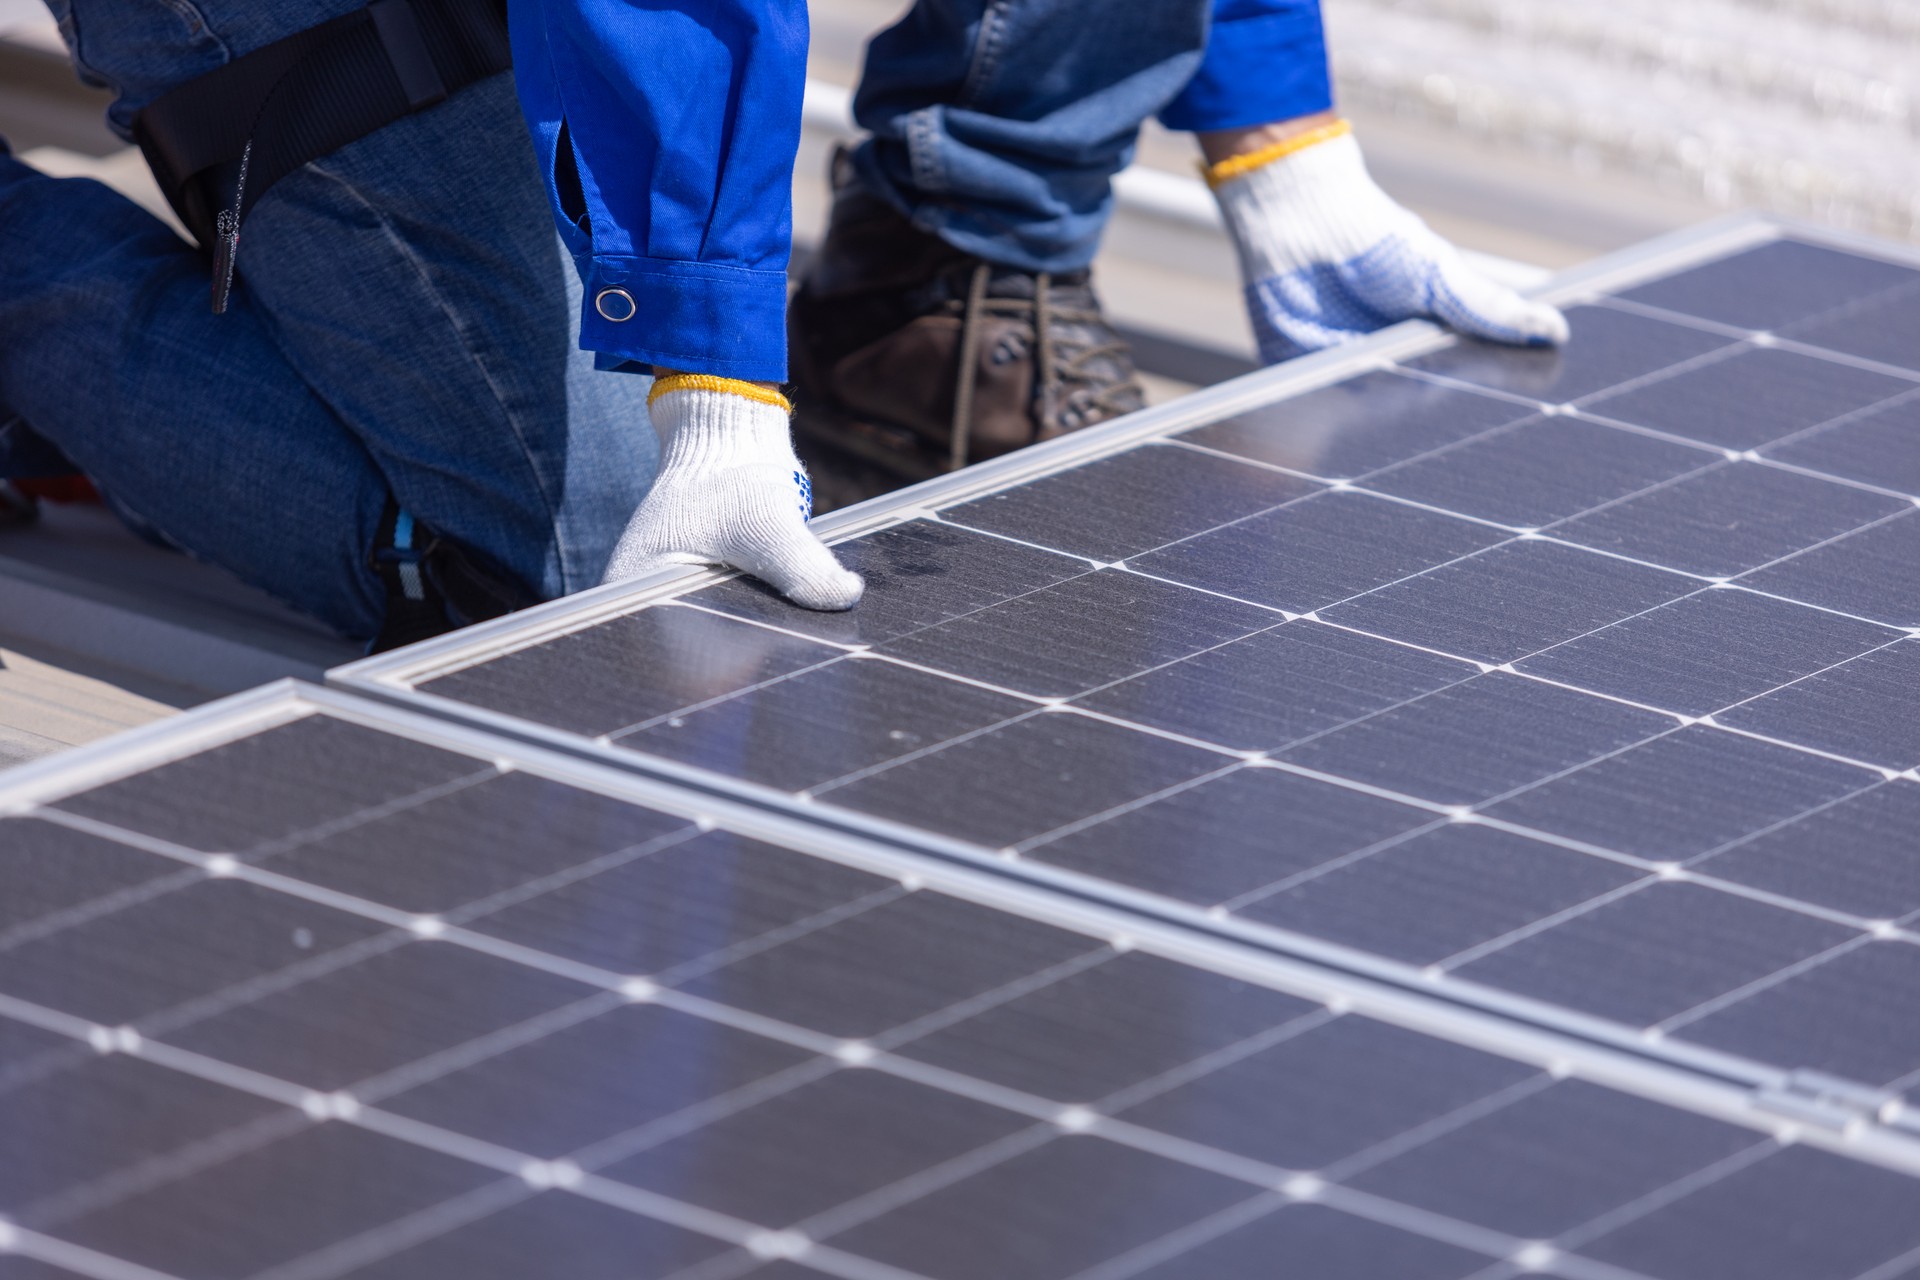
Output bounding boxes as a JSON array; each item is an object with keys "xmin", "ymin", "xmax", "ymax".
[
  {"xmin": 0, "ymin": 0, "xmax": 1916, "ymax": 762},
  {"xmin": 4, "ymin": 0, "xmax": 1916, "ymax": 389}
]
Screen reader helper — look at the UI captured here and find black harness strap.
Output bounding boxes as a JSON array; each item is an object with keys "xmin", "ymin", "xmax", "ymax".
[{"xmin": 133, "ymin": 0, "xmax": 509, "ymax": 311}]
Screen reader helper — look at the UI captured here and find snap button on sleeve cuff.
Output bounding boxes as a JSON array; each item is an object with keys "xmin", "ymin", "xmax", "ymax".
[{"xmin": 594, "ymin": 287, "xmax": 637, "ymax": 322}]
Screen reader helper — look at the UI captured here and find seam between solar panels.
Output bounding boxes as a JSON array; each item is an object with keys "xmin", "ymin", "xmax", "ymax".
[
  {"xmin": 11, "ymin": 702, "xmax": 1920, "ymax": 1280},
  {"xmin": 11, "ymin": 702, "xmax": 1904, "ymax": 1143},
  {"xmin": 0, "ymin": 879, "xmax": 1673, "ymax": 1280}
]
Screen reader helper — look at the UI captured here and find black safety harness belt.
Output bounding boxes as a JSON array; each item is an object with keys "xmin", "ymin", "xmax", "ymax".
[{"xmin": 133, "ymin": 0, "xmax": 510, "ymax": 312}]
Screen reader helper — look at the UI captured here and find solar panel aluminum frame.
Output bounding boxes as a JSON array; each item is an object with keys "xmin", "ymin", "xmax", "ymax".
[
  {"xmin": 320, "ymin": 212, "xmax": 1920, "ymax": 1151},
  {"xmin": 7, "ymin": 676, "xmax": 1920, "ymax": 1192},
  {"xmin": 334, "ymin": 210, "xmax": 1829, "ymax": 696}
]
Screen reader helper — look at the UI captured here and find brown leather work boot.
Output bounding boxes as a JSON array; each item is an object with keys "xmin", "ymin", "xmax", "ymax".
[{"xmin": 789, "ymin": 150, "xmax": 1146, "ymax": 510}]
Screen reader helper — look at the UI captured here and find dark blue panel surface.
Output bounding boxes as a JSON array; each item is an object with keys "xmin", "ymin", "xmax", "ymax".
[
  {"xmin": 1583, "ymin": 346, "xmax": 1912, "ymax": 448},
  {"xmin": 1363, "ymin": 414, "xmax": 1712, "ymax": 526},
  {"xmin": 1697, "ymin": 780, "xmax": 1920, "ymax": 919},
  {"xmin": 1237, "ymin": 821, "xmax": 1641, "ymax": 965},
  {"xmin": 1026, "ymin": 765, "xmax": 1438, "ymax": 906},
  {"xmin": 1179, "ymin": 370, "xmax": 1532, "ymax": 479},
  {"xmin": 1718, "ymin": 639, "xmax": 1920, "ymax": 770},
  {"xmin": 1679, "ymin": 941, "xmax": 1920, "ymax": 1089},
  {"xmin": 1481, "ymin": 727, "xmax": 1877, "ymax": 860},
  {"xmin": 1127, "ymin": 490, "xmax": 1506, "ymax": 613},
  {"xmin": 1554, "ymin": 461, "xmax": 1906, "ymax": 578},
  {"xmin": 1615, "ymin": 239, "xmax": 1920, "ymax": 331},
  {"xmin": 1275, "ymin": 673, "xmax": 1670, "ymax": 807},
  {"xmin": 1320, "ymin": 537, "xmax": 1696, "ymax": 664},
  {"xmin": 1453, "ymin": 881, "xmax": 1857, "ymax": 1027},
  {"xmin": 1585, "ymin": 1145, "xmax": 1920, "ymax": 1280},
  {"xmin": 1787, "ymin": 280, "xmax": 1920, "ymax": 374},
  {"xmin": 1347, "ymin": 1080, "xmax": 1764, "ymax": 1238},
  {"xmin": 1071, "ymin": 619, "xmax": 1473, "ymax": 753},
  {"xmin": 613, "ymin": 653, "xmax": 1030, "ymax": 792},
  {"xmin": 941, "ymin": 441, "xmax": 1318, "ymax": 560},
  {"xmin": 875, "ymin": 567, "xmax": 1276, "ymax": 699},
  {"xmin": 1739, "ymin": 510, "xmax": 1920, "ymax": 628},
  {"xmin": 1765, "ymin": 392, "xmax": 1920, "ymax": 496},
  {"xmin": 1403, "ymin": 305, "xmax": 1734, "ymax": 403},
  {"xmin": 1515, "ymin": 586, "xmax": 1902, "ymax": 715}
]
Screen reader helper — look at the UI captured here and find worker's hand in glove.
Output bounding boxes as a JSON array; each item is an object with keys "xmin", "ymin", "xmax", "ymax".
[
  {"xmin": 601, "ymin": 373, "xmax": 864, "ymax": 611},
  {"xmin": 1205, "ymin": 118, "xmax": 1569, "ymax": 366}
]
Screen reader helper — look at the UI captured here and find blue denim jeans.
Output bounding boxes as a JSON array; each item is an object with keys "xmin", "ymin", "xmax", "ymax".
[
  {"xmin": 0, "ymin": 1, "xmax": 656, "ymax": 640},
  {"xmin": 850, "ymin": 0, "xmax": 1333, "ymax": 273}
]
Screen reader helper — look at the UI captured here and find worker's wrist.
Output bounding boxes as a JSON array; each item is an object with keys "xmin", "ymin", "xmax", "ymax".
[{"xmin": 1198, "ymin": 113, "xmax": 1349, "ymax": 184}]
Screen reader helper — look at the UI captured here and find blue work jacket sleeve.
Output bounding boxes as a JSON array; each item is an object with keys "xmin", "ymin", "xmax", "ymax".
[
  {"xmin": 1159, "ymin": 0, "xmax": 1333, "ymax": 133},
  {"xmin": 510, "ymin": 0, "xmax": 807, "ymax": 382}
]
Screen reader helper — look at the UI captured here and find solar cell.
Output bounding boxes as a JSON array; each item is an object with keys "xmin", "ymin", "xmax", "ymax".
[
  {"xmin": 339, "ymin": 226, "xmax": 1920, "ymax": 1137},
  {"xmin": 122, "ymin": 220, "xmax": 1909, "ymax": 1273},
  {"xmin": 17, "ymin": 688, "xmax": 1904, "ymax": 1280}
]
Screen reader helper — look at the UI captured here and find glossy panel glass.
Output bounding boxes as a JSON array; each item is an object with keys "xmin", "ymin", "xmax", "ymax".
[
  {"xmin": 1615, "ymin": 239, "xmax": 1920, "ymax": 331},
  {"xmin": 0, "ymin": 1055, "xmax": 281, "ymax": 1211},
  {"xmin": 0, "ymin": 818, "xmax": 182, "ymax": 935},
  {"xmin": 613, "ymin": 655, "xmax": 1029, "ymax": 792},
  {"xmin": 1364, "ymin": 415, "xmax": 1712, "ymax": 526},
  {"xmin": 1128, "ymin": 1203, "xmax": 1490, "ymax": 1280},
  {"xmin": 0, "ymin": 880, "xmax": 388, "ymax": 1025},
  {"xmin": 165, "ymin": 940, "xmax": 596, "ymax": 1091},
  {"xmin": 1696, "ymin": 781, "xmax": 1920, "ymax": 920},
  {"xmin": 688, "ymin": 519, "xmax": 1088, "ymax": 647},
  {"xmin": 1274, "ymin": 673, "xmax": 1671, "ymax": 807},
  {"xmin": 1679, "ymin": 941, "xmax": 1920, "ymax": 1090},
  {"xmin": 1346, "ymin": 1080, "xmax": 1763, "ymax": 1238},
  {"xmin": 1554, "ymin": 461, "xmax": 1905, "ymax": 578},
  {"xmin": 895, "ymin": 952, "xmax": 1320, "ymax": 1103},
  {"xmin": 816, "ymin": 710, "xmax": 1227, "ymax": 848},
  {"xmin": 1787, "ymin": 281, "xmax": 1920, "ymax": 374},
  {"xmin": 1320, "ymin": 538, "xmax": 1696, "ymax": 664},
  {"xmin": 940, "ymin": 441, "xmax": 1318, "ymax": 559},
  {"xmin": 823, "ymin": 1135, "xmax": 1255, "ymax": 1280},
  {"xmin": 1718, "ymin": 639, "xmax": 1920, "ymax": 770},
  {"xmin": 1403, "ymin": 306, "xmax": 1734, "ymax": 404},
  {"xmin": 1237, "ymin": 823, "xmax": 1642, "ymax": 966},
  {"xmin": 1764, "ymin": 392, "xmax": 1920, "ymax": 496},
  {"xmin": 1128, "ymin": 490, "xmax": 1506, "ymax": 614},
  {"xmin": 1585, "ymin": 1146, "xmax": 1920, "ymax": 1280},
  {"xmin": 875, "ymin": 568, "xmax": 1276, "ymax": 699},
  {"xmin": 1515, "ymin": 587, "xmax": 1902, "ymax": 714},
  {"xmin": 415, "ymin": 605, "xmax": 841, "ymax": 738},
  {"xmin": 1115, "ymin": 1015, "xmax": 1536, "ymax": 1172},
  {"xmin": 51, "ymin": 716, "xmax": 486, "ymax": 853},
  {"xmin": 1453, "ymin": 882, "xmax": 1857, "ymax": 1027},
  {"xmin": 1739, "ymin": 510, "xmax": 1920, "ymax": 628},
  {"xmin": 1025, "ymin": 766, "xmax": 1438, "ymax": 907},
  {"xmin": 331, "ymin": 1193, "xmax": 729, "ymax": 1280},
  {"xmin": 602, "ymin": 1070, "xmax": 1029, "ymax": 1227},
  {"xmin": 1483, "ymin": 727, "xmax": 1876, "ymax": 862},
  {"xmin": 461, "ymin": 831, "xmax": 895, "ymax": 978},
  {"xmin": 51, "ymin": 1124, "xmax": 495, "ymax": 1280},
  {"xmin": 1583, "ymin": 346, "xmax": 1912, "ymax": 448},
  {"xmin": 1072, "ymin": 620, "xmax": 1473, "ymax": 753},
  {"xmin": 673, "ymin": 891, "xmax": 1106, "ymax": 1040},
  {"xmin": 258, "ymin": 771, "xmax": 690, "ymax": 914},
  {"xmin": 1179, "ymin": 370, "xmax": 1532, "ymax": 480},
  {"xmin": 382, "ymin": 1002, "xmax": 818, "ymax": 1157}
]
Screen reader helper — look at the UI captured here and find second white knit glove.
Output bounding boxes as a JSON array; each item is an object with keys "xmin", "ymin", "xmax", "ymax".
[
  {"xmin": 602, "ymin": 374, "xmax": 863, "ymax": 611},
  {"xmin": 1210, "ymin": 121, "xmax": 1570, "ymax": 365}
]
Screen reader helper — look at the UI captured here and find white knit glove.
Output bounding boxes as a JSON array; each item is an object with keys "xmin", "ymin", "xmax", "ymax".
[
  {"xmin": 602, "ymin": 375, "xmax": 863, "ymax": 611},
  {"xmin": 1210, "ymin": 121, "xmax": 1569, "ymax": 365}
]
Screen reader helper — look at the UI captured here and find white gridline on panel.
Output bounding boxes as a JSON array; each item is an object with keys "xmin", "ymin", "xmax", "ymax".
[{"xmin": 0, "ymin": 752, "xmax": 1765, "ymax": 1280}]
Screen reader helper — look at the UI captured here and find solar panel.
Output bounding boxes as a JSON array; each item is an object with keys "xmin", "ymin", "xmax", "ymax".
[
  {"xmin": 337, "ymin": 219, "xmax": 1920, "ymax": 1134},
  {"xmin": 18, "ymin": 684, "xmax": 1920, "ymax": 1280}
]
